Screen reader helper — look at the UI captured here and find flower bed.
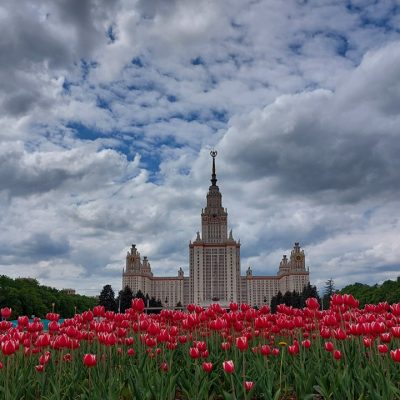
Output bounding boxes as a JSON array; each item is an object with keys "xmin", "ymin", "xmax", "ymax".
[{"xmin": 1, "ymin": 295, "xmax": 400, "ymax": 399}]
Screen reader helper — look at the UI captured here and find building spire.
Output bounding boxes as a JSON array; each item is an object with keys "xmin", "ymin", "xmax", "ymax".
[{"xmin": 210, "ymin": 150, "xmax": 217, "ymax": 186}]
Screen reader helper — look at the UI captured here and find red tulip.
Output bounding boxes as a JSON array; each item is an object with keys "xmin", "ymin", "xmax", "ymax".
[
  {"xmin": 288, "ymin": 343, "xmax": 299, "ymax": 355},
  {"xmin": 127, "ymin": 348, "xmax": 135, "ymax": 356},
  {"xmin": 132, "ymin": 298, "xmax": 145, "ymax": 313},
  {"xmin": 93, "ymin": 305, "xmax": 105, "ymax": 317},
  {"xmin": 48, "ymin": 321, "xmax": 60, "ymax": 332},
  {"xmin": 0, "ymin": 320, "xmax": 12, "ymax": 331},
  {"xmin": 1, "ymin": 339, "xmax": 17, "ymax": 356},
  {"xmin": 17, "ymin": 316, "xmax": 29, "ymax": 327},
  {"xmin": 390, "ymin": 349, "xmax": 400, "ymax": 362},
  {"xmin": 390, "ymin": 303, "xmax": 400, "ymax": 316},
  {"xmin": 244, "ymin": 381, "xmax": 255, "ymax": 393},
  {"xmin": 46, "ymin": 313, "xmax": 60, "ymax": 321},
  {"xmin": 223, "ymin": 360, "xmax": 235, "ymax": 373},
  {"xmin": 272, "ymin": 348, "xmax": 280, "ymax": 356},
  {"xmin": 235, "ymin": 336, "xmax": 248, "ymax": 352},
  {"xmin": 189, "ymin": 347, "xmax": 200, "ymax": 359},
  {"xmin": 202, "ymin": 362, "xmax": 213, "ymax": 373},
  {"xmin": 201, "ymin": 350, "xmax": 209, "ymax": 358},
  {"xmin": 178, "ymin": 335, "xmax": 187, "ymax": 344},
  {"xmin": 221, "ymin": 342, "xmax": 231, "ymax": 351},
  {"xmin": 333, "ymin": 328, "xmax": 347, "ymax": 340},
  {"xmin": 363, "ymin": 337, "xmax": 373, "ymax": 348},
  {"xmin": 333, "ymin": 350, "xmax": 342, "ymax": 360},
  {"xmin": 185, "ymin": 304, "xmax": 194, "ymax": 312},
  {"xmin": 305, "ymin": 297, "xmax": 320, "ymax": 310},
  {"xmin": 260, "ymin": 344, "xmax": 271, "ymax": 356},
  {"xmin": 35, "ymin": 365, "xmax": 44, "ymax": 372},
  {"xmin": 1, "ymin": 307, "xmax": 12, "ymax": 319},
  {"xmin": 391, "ymin": 327, "xmax": 400, "ymax": 338},
  {"xmin": 39, "ymin": 351, "xmax": 51, "ymax": 365},
  {"xmin": 36, "ymin": 333, "xmax": 51, "ymax": 347},
  {"xmin": 302, "ymin": 339, "xmax": 311, "ymax": 349},
  {"xmin": 195, "ymin": 341, "xmax": 207, "ymax": 352},
  {"xmin": 324, "ymin": 342, "xmax": 334, "ymax": 352},
  {"xmin": 380, "ymin": 333, "xmax": 391, "ymax": 343},
  {"xmin": 82, "ymin": 311, "xmax": 93, "ymax": 322},
  {"xmin": 229, "ymin": 302, "xmax": 239, "ymax": 312},
  {"xmin": 0, "ymin": 361, "xmax": 3, "ymax": 369},
  {"xmin": 83, "ymin": 353, "xmax": 97, "ymax": 367},
  {"xmin": 160, "ymin": 362, "xmax": 168, "ymax": 372},
  {"xmin": 378, "ymin": 344, "xmax": 388, "ymax": 354}
]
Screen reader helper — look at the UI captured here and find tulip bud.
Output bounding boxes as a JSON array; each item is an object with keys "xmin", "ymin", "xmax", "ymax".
[
  {"xmin": 1, "ymin": 307, "xmax": 12, "ymax": 319},
  {"xmin": 324, "ymin": 342, "xmax": 334, "ymax": 352},
  {"xmin": 235, "ymin": 336, "xmax": 248, "ymax": 352},
  {"xmin": 390, "ymin": 348, "xmax": 400, "ymax": 362},
  {"xmin": 333, "ymin": 350, "xmax": 342, "ymax": 360},
  {"xmin": 83, "ymin": 353, "xmax": 97, "ymax": 367},
  {"xmin": 244, "ymin": 381, "xmax": 254, "ymax": 393},
  {"xmin": 223, "ymin": 360, "xmax": 235, "ymax": 374},
  {"xmin": 202, "ymin": 362, "xmax": 213, "ymax": 373}
]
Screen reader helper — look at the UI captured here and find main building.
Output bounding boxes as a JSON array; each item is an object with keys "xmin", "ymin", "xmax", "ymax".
[{"xmin": 122, "ymin": 151, "xmax": 309, "ymax": 307}]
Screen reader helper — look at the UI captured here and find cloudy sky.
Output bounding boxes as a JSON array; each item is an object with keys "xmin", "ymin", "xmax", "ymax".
[{"xmin": 1, "ymin": 0, "xmax": 399, "ymax": 297}]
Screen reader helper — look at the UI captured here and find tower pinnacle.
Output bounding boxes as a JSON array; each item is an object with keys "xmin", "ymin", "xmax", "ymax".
[{"xmin": 210, "ymin": 150, "xmax": 218, "ymax": 186}]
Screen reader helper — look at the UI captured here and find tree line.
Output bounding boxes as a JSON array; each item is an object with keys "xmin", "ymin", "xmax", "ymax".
[
  {"xmin": 270, "ymin": 282, "xmax": 321, "ymax": 312},
  {"xmin": 99, "ymin": 284, "xmax": 164, "ymax": 313},
  {"xmin": 3, "ymin": 274, "xmax": 400, "ymax": 319},
  {"xmin": 339, "ymin": 276, "xmax": 400, "ymax": 306},
  {"xmin": 0, "ymin": 275, "xmax": 97, "ymax": 319}
]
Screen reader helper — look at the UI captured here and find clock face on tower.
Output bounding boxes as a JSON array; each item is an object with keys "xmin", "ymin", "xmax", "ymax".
[{"xmin": 296, "ymin": 255, "xmax": 302, "ymax": 261}]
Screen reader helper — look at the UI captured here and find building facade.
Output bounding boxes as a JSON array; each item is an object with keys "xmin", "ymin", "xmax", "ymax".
[{"xmin": 122, "ymin": 151, "xmax": 309, "ymax": 307}]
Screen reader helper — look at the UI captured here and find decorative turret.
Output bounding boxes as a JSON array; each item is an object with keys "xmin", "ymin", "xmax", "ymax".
[
  {"xmin": 126, "ymin": 244, "xmax": 141, "ymax": 272},
  {"xmin": 142, "ymin": 256, "xmax": 153, "ymax": 277},
  {"xmin": 289, "ymin": 242, "xmax": 305, "ymax": 271},
  {"xmin": 124, "ymin": 245, "xmax": 153, "ymax": 276},
  {"xmin": 201, "ymin": 151, "xmax": 228, "ymax": 243},
  {"xmin": 278, "ymin": 254, "xmax": 289, "ymax": 275}
]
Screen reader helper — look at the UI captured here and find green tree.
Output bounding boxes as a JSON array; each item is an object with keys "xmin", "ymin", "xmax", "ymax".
[
  {"xmin": 134, "ymin": 290, "xmax": 146, "ymax": 300},
  {"xmin": 0, "ymin": 275, "xmax": 97, "ymax": 318},
  {"xmin": 148, "ymin": 296, "xmax": 162, "ymax": 314},
  {"xmin": 118, "ymin": 286, "xmax": 133, "ymax": 313},
  {"xmin": 339, "ymin": 276, "xmax": 400, "ymax": 307},
  {"xmin": 300, "ymin": 282, "xmax": 321, "ymax": 308},
  {"xmin": 99, "ymin": 284, "xmax": 117, "ymax": 312},
  {"xmin": 271, "ymin": 291, "xmax": 284, "ymax": 313},
  {"xmin": 323, "ymin": 278, "xmax": 335, "ymax": 310}
]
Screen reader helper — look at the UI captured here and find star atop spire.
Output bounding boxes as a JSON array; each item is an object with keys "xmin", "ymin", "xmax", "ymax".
[{"xmin": 210, "ymin": 150, "xmax": 218, "ymax": 186}]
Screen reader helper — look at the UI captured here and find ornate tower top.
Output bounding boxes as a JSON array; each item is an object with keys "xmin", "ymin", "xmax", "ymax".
[{"xmin": 210, "ymin": 150, "xmax": 218, "ymax": 186}]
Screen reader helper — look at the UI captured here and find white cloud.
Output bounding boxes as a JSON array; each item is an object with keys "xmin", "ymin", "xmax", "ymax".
[{"xmin": 0, "ymin": 0, "xmax": 399, "ymax": 296}]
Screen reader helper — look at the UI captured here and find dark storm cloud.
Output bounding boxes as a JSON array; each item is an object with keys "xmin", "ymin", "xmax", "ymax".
[
  {"xmin": 0, "ymin": 143, "xmax": 137, "ymax": 198},
  {"xmin": 0, "ymin": 233, "xmax": 70, "ymax": 265},
  {"xmin": 0, "ymin": 146, "xmax": 71, "ymax": 196},
  {"xmin": 221, "ymin": 43, "xmax": 400, "ymax": 204},
  {"xmin": 0, "ymin": 0, "xmax": 119, "ymax": 116}
]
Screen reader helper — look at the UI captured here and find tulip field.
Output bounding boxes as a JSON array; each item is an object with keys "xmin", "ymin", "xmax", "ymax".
[{"xmin": 2, "ymin": 295, "xmax": 400, "ymax": 399}]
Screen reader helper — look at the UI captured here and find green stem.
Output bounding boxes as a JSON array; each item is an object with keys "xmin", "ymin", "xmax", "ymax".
[
  {"xmin": 6, "ymin": 356, "xmax": 10, "ymax": 400},
  {"xmin": 242, "ymin": 351, "xmax": 247, "ymax": 399},
  {"xmin": 230, "ymin": 373, "xmax": 237, "ymax": 400},
  {"xmin": 279, "ymin": 348, "xmax": 285, "ymax": 394}
]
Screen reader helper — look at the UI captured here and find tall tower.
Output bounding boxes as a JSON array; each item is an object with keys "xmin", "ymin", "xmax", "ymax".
[{"xmin": 189, "ymin": 151, "xmax": 241, "ymax": 305}]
